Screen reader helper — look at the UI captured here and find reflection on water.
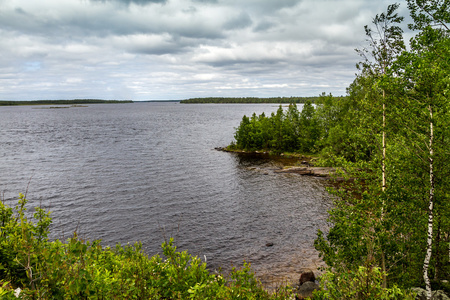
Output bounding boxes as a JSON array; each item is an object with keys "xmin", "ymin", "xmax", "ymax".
[{"xmin": 0, "ymin": 103, "xmax": 331, "ymax": 285}]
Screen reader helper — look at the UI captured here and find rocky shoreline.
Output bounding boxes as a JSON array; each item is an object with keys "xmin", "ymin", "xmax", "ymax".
[
  {"xmin": 215, "ymin": 147, "xmax": 339, "ymax": 179},
  {"xmin": 274, "ymin": 166, "xmax": 336, "ymax": 178}
]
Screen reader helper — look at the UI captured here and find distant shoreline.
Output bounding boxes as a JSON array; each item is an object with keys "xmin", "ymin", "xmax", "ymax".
[
  {"xmin": 0, "ymin": 99, "xmax": 133, "ymax": 106},
  {"xmin": 180, "ymin": 96, "xmax": 321, "ymax": 104}
]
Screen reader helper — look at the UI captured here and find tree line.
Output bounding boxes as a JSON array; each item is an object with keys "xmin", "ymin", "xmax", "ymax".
[
  {"xmin": 180, "ymin": 96, "xmax": 319, "ymax": 104},
  {"xmin": 232, "ymin": 1, "xmax": 449, "ymax": 299},
  {"xmin": 229, "ymin": 95, "xmax": 366, "ymax": 159},
  {"xmin": 0, "ymin": 99, "xmax": 133, "ymax": 106}
]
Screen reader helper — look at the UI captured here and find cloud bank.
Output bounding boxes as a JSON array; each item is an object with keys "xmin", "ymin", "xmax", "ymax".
[{"xmin": 0, "ymin": 0, "xmax": 412, "ymax": 100}]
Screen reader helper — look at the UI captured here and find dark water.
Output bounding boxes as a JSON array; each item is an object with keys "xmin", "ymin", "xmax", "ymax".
[{"xmin": 0, "ymin": 102, "xmax": 331, "ymax": 285}]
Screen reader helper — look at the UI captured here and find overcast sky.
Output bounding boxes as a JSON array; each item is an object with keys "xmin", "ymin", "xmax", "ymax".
[{"xmin": 1, "ymin": 0, "xmax": 413, "ymax": 101}]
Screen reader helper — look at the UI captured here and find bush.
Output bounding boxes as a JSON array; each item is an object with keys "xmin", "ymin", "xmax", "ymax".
[{"xmin": 312, "ymin": 267, "xmax": 416, "ymax": 300}]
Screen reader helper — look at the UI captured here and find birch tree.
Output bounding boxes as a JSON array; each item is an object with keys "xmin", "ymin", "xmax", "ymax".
[
  {"xmin": 392, "ymin": 4, "xmax": 449, "ymax": 296},
  {"xmin": 315, "ymin": 2, "xmax": 450, "ymax": 294},
  {"xmin": 356, "ymin": 3, "xmax": 405, "ymax": 194},
  {"xmin": 403, "ymin": 2, "xmax": 449, "ymax": 298},
  {"xmin": 355, "ymin": 3, "xmax": 405, "ymax": 287}
]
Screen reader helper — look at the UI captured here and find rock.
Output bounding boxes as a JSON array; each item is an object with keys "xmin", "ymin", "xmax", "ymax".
[
  {"xmin": 274, "ymin": 167, "xmax": 336, "ymax": 177},
  {"xmin": 433, "ymin": 291, "xmax": 450, "ymax": 300},
  {"xmin": 299, "ymin": 270, "xmax": 316, "ymax": 285},
  {"xmin": 265, "ymin": 242, "xmax": 274, "ymax": 247},
  {"xmin": 411, "ymin": 287, "xmax": 426, "ymax": 300},
  {"xmin": 14, "ymin": 287, "xmax": 21, "ymax": 298},
  {"xmin": 296, "ymin": 281, "xmax": 319, "ymax": 299},
  {"xmin": 411, "ymin": 287, "xmax": 450, "ymax": 300}
]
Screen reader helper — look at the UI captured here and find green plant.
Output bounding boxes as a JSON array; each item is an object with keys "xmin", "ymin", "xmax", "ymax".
[{"xmin": 312, "ymin": 267, "xmax": 416, "ymax": 300}]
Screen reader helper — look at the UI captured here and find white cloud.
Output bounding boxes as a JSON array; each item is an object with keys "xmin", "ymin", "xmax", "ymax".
[{"xmin": 0, "ymin": 0, "xmax": 412, "ymax": 100}]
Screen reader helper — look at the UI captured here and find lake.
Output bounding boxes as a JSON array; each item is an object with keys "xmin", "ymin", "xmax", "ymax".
[{"xmin": 0, "ymin": 102, "xmax": 331, "ymax": 286}]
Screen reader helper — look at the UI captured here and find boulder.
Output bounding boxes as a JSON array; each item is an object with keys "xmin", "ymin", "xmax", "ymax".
[
  {"xmin": 411, "ymin": 287, "xmax": 450, "ymax": 300},
  {"xmin": 296, "ymin": 281, "xmax": 319, "ymax": 300},
  {"xmin": 299, "ymin": 270, "xmax": 316, "ymax": 285}
]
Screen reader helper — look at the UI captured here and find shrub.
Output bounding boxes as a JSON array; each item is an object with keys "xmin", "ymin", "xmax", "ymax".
[{"xmin": 312, "ymin": 267, "xmax": 416, "ymax": 300}]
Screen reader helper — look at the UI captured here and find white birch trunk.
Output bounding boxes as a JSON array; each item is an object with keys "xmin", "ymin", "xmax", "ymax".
[
  {"xmin": 382, "ymin": 92, "xmax": 386, "ymax": 193},
  {"xmin": 381, "ymin": 90, "xmax": 387, "ymax": 289},
  {"xmin": 423, "ymin": 105, "xmax": 434, "ymax": 300}
]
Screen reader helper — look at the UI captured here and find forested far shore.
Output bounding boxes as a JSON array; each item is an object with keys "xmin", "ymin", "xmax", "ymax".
[
  {"xmin": 0, "ymin": 99, "xmax": 133, "ymax": 106},
  {"xmin": 180, "ymin": 96, "xmax": 324, "ymax": 104}
]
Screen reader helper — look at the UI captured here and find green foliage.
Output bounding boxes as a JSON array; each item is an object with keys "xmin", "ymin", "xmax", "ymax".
[
  {"xmin": 0, "ymin": 193, "xmax": 52, "ymax": 288},
  {"xmin": 0, "ymin": 195, "xmax": 293, "ymax": 299},
  {"xmin": 229, "ymin": 94, "xmax": 372, "ymax": 161},
  {"xmin": 312, "ymin": 267, "xmax": 416, "ymax": 300},
  {"xmin": 232, "ymin": 102, "xmax": 326, "ymax": 154},
  {"xmin": 227, "ymin": 5, "xmax": 450, "ymax": 293},
  {"xmin": 0, "ymin": 282, "xmax": 17, "ymax": 299},
  {"xmin": 315, "ymin": 89, "xmax": 377, "ymax": 164},
  {"xmin": 406, "ymin": 0, "xmax": 450, "ymax": 31},
  {"xmin": 314, "ymin": 158, "xmax": 430, "ymax": 288},
  {"xmin": 313, "ymin": 5, "xmax": 450, "ymax": 300},
  {"xmin": 356, "ymin": 3, "xmax": 405, "ymax": 76}
]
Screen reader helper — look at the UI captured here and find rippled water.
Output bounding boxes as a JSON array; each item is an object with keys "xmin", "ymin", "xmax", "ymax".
[{"xmin": 0, "ymin": 102, "xmax": 331, "ymax": 284}]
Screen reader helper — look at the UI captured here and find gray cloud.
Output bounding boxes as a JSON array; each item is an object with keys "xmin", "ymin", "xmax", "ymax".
[
  {"xmin": 0, "ymin": 0, "xmax": 412, "ymax": 100},
  {"xmin": 223, "ymin": 11, "xmax": 253, "ymax": 30},
  {"xmin": 191, "ymin": 0, "xmax": 218, "ymax": 3},
  {"xmin": 232, "ymin": 0, "xmax": 303, "ymax": 14},
  {"xmin": 90, "ymin": 0, "xmax": 167, "ymax": 5},
  {"xmin": 253, "ymin": 20, "xmax": 276, "ymax": 32}
]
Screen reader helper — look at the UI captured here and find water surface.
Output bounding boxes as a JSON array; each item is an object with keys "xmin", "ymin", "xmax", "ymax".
[{"xmin": 0, "ymin": 102, "xmax": 331, "ymax": 285}]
